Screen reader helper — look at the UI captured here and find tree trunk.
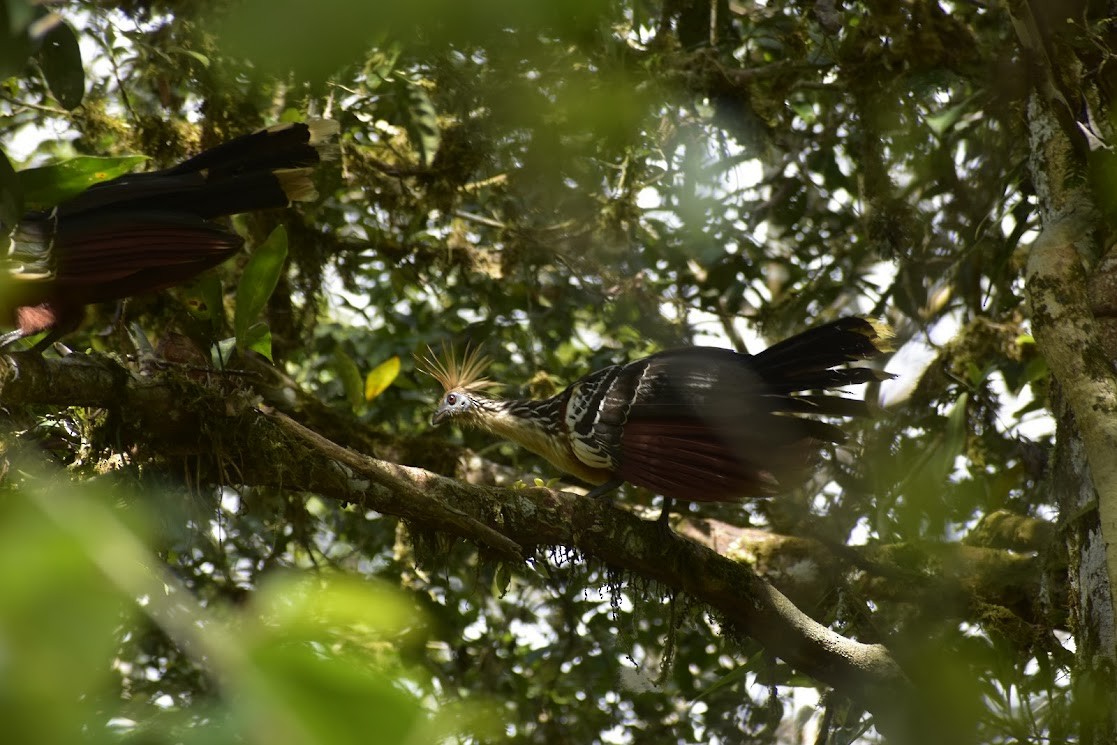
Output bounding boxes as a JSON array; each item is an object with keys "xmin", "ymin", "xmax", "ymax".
[{"xmin": 1016, "ymin": 1, "xmax": 1117, "ymax": 739}]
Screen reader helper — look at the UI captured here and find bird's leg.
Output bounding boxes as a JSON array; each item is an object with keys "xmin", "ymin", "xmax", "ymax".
[
  {"xmin": 584, "ymin": 478, "xmax": 625, "ymax": 500},
  {"xmin": 656, "ymin": 497, "xmax": 675, "ymax": 529},
  {"xmin": 31, "ymin": 309, "xmax": 84, "ymax": 354},
  {"xmin": 31, "ymin": 327, "xmax": 69, "ymax": 354}
]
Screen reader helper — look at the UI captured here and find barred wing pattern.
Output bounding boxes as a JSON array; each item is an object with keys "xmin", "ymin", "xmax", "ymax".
[{"xmin": 564, "ymin": 364, "xmax": 625, "ymax": 471}]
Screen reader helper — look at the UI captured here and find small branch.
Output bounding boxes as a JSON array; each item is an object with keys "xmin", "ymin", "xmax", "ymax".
[
  {"xmin": 462, "ymin": 174, "xmax": 508, "ymax": 192},
  {"xmin": 0, "ymin": 94, "xmax": 73, "ymax": 117},
  {"xmin": 452, "ymin": 210, "xmax": 508, "ymax": 230},
  {"xmin": 716, "ymin": 297, "xmax": 749, "ymax": 354}
]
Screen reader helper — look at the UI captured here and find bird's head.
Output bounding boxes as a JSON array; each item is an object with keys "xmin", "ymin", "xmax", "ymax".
[
  {"xmin": 431, "ymin": 388, "xmax": 480, "ymax": 425},
  {"xmin": 416, "ymin": 343, "xmax": 499, "ymax": 427}
]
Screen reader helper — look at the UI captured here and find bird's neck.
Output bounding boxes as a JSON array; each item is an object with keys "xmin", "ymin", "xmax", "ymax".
[
  {"xmin": 464, "ymin": 392, "xmax": 612, "ymax": 486},
  {"xmin": 468, "ymin": 395, "xmax": 565, "ymax": 443},
  {"xmin": 466, "ymin": 394, "xmax": 574, "ymax": 465}
]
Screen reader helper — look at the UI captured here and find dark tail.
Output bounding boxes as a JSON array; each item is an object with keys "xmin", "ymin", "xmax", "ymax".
[
  {"xmin": 57, "ymin": 120, "xmax": 339, "ymax": 219},
  {"xmin": 753, "ymin": 316, "xmax": 893, "ymax": 420},
  {"xmin": 2, "ymin": 120, "xmax": 338, "ymax": 349}
]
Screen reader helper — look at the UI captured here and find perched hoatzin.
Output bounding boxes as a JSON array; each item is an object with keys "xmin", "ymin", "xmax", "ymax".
[
  {"xmin": 419, "ymin": 317, "xmax": 892, "ymax": 504},
  {"xmin": 0, "ymin": 119, "xmax": 338, "ymax": 350}
]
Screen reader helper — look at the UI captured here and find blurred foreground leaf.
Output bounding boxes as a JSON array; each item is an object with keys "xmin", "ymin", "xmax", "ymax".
[{"xmin": 0, "ymin": 470, "xmax": 496, "ymax": 744}]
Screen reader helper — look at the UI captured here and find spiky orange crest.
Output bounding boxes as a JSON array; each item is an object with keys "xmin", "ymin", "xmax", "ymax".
[{"xmin": 416, "ymin": 343, "xmax": 499, "ymax": 393}]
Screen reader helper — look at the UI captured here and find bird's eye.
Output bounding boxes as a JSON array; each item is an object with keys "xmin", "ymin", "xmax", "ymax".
[{"xmin": 446, "ymin": 393, "xmax": 458, "ymax": 405}]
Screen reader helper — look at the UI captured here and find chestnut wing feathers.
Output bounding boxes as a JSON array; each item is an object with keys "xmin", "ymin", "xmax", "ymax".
[{"xmin": 564, "ymin": 318, "xmax": 886, "ymax": 502}]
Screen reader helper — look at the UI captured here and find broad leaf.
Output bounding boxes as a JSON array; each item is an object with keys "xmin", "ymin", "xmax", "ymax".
[
  {"xmin": 0, "ymin": 0, "xmax": 40, "ymax": 78},
  {"xmin": 392, "ymin": 75, "xmax": 440, "ymax": 167},
  {"xmin": 178, "ymin": 275, "xmax": 226, "ymax": 324},
  {"xmin": 365, "ymin": 355, "xmax": 401, "ymax": 401},
  {"xmin": 240, "ymin": 322, "xmax": 273, "ymax": 361},
  {"xmin": 334, "ymin": 351, "xmax": 364, "ymax": 409},
  {"xmin": 0, "ymin": 149, "xmax": 22, "ymax": 232},
  {"xmin": 36, "ymin": 19, "xmax": 83, "ymax": 109},
  {"xmin": 234, "ymin": 225, "xmax": 287, "ymax": 353}
]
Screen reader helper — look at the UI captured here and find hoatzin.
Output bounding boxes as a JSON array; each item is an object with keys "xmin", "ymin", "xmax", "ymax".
[
  {"xmin": 0, "ymin": 119, "xmax": 338, "ymax": 351},
  {"xmin": 419, "ymin": 317, "xmax": 892, "ymax": 506}
]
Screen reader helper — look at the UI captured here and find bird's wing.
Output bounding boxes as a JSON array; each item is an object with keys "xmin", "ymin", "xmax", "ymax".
[
  {"xmin": 564, "ymin": 364, "xmax": 625, "ymax": 471},
  {"xmin": 10, "ymin": 212, "xmax": 241, "ymax": 299},
  {"xmin": 567, "ymin": 344, "xmax": 875, "ymax": 502}
]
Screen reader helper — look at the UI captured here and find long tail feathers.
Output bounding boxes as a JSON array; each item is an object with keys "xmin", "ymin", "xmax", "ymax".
[
  {"xmin": 754, "ymin": 317, "xmax": 893, "ymax": 394},
  {"xmin": 59, "ymin": 120, "xmax": 339, "ymax": 218},
  {"xmin": 169, "ymin": 119, "xmax": 339, "ymax": 178},
  {"xmin": 2, "ymin": 120, "xmax": 338, "ymax": 347}
]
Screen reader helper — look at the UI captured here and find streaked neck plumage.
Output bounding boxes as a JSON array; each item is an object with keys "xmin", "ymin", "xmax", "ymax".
[{"xmin": 462, "ymin": 393, "xmax": 610, "ymax": 485}]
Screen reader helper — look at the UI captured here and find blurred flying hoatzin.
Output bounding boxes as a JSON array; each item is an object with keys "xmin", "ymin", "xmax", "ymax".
[
  {"xmin": 0, "ymin": 120, "xmax": 338, "ymax": 351},
  {"xmin": 419, "ymin": 317, "xmax": 892, "ymax": 505}
]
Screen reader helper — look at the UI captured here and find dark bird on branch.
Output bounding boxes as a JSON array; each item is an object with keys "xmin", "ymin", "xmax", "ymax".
[
  {"xmin": 1, "ymin": 119, "xmax": 339, "ymax": 351},
  {"xmin": 419, "ymin": 317, "xmax": 892, "ymax": 505}
]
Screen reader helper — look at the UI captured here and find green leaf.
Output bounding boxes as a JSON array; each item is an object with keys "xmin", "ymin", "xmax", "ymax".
[
  {"xmin": 247, "ymin": 642, "xmax": 427, "ymax": 745},
  {"xmin": 17, "ymin": 155, "xmax": 148, "ymax": 208},
  {"xmin": 943, "ymin": 393, "xmax": 969, "ymax": 460},
  {"xmin": 169, "ymin": 46, "xmax": 210, "ymax": 67},
  {"xmin": 0, "ymin": 0, "xmax": 39, "ymax": 78},
  {"xmin": 254, "ymin": 573, "xmax": 419, "ymax": 640},
  {"xmin": 912, "ymin": 393, "xmax": 969, "ymax": 489},
  {"xmin": 1021, "ymin": 356, "xmax": 1049, "ymax": 387},
  {"xmin": 693, "ymin": 657, "xmax": 758, "ymax": 701},
  {"xmin": 491, "ymin": 563, "xmax": 512, "ymax": 598},
  {"xmin": 790, "ymin": 99, "xmax": 816, "ymax": 124},
  {"xmin": 0, "ymin": 483, "xmax": 132, "ymax": 745},
  {"xmin": 178, "ymin": 275, "xmax": 226, "ymax": 324},
  {"xmin": 364, "ymin": 44, "xmax": 401, "ymax": 88},
  {"xmin": 36, "ymin": 20, "xmax": 83, "ymax": 109},
  {"xmin": 0, "ymin": 148, "xmax": 23, "ymax": 231},
  {"xmin": 392, "ymin": 75, "xmax": 440, "ymax": 166},
  {"xmin": 215, "ymin": 336, "xmax": 238, "ymax": 366},
  {"xmin": 234, "ymin": 225, "xmax": 288, "ymax": 352},
  {"xmin": 334, "ymin": 351, "xmax": 365, "ymax": 409},
  {"xmin": 364, "ymin": 355, "xmax": 401, "ymax": 401},
  {"xmin": 925, "ymin": 99, "xmax": 972, "ymax": 137},
  {"xmin": 241, "ymin": 322, "xmax": 273, "ymax": 361},
  {"xmin": 893, "ymin": 393, "xmax": 971, "ymax": 516}
]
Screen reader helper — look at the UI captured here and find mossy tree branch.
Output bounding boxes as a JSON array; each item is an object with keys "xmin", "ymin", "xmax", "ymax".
[{"xmin": 0, "ymin": 351, "xmax": 940, "ymax": 738}]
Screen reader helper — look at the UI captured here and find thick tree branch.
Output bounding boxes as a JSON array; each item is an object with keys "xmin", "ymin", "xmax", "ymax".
[
  {"xmin": 0, "ymin": 351, "xmax": 933, "ymax": 736},
  {"xmin": 263, "ymin": 406, "xmax": 525, "ymax": 560},
  {"xmin": 963, "ymin": 509, "xmax": 1055, "ymax": 552},
  {"xmin": 678, "ymin": 521, "xmax": 1062, "ymax": 631}
]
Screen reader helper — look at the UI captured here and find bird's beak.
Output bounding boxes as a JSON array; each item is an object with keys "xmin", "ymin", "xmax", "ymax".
[{"xmin": 431, "ymin": 405, "xmax": 451, "ymax": 426}]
